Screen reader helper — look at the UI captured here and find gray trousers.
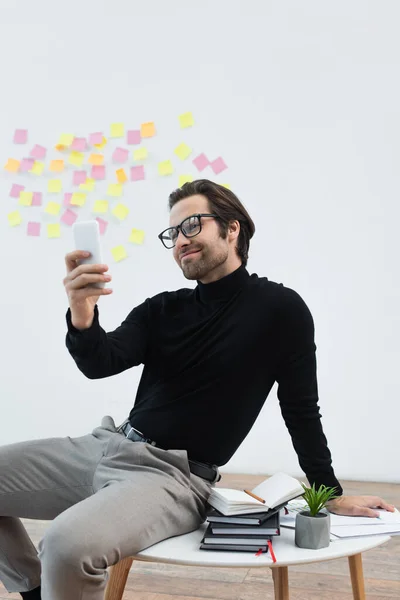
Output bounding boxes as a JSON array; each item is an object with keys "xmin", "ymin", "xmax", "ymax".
[{"xmin": 0, "ymin": 415, "xmax": 214, "ymax": 599}]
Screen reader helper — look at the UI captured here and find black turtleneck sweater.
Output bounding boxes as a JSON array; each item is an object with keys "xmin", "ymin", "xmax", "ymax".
[{"xmin": 65, "ymin": 265, "xmax": 343, "ymax": 495}]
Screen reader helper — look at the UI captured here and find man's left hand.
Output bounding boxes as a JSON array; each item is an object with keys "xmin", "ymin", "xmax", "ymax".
[{"xmin": 326, "ymin": 495, "xmax": 396, "ymax": 517}]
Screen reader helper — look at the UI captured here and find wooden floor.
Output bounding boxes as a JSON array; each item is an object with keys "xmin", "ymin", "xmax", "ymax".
[{"xmin": 0, "ymin": 475, "xmax": 399, "ymax": 599}]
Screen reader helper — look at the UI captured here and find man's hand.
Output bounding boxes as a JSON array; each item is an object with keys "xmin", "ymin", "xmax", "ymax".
[{"xmin": 326, "ymin": 495, "xmax": 396, "ymax": 518}]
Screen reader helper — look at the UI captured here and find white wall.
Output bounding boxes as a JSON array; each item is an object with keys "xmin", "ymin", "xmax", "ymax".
[{"xmin": 0, "ymin": 0, "xmax": 398, "ymax": 483}]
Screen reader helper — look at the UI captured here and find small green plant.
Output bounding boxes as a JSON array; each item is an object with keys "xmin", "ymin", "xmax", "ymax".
[{"xmin": 301, "ymin": 482, "xmax": 339, "ymax": 517}]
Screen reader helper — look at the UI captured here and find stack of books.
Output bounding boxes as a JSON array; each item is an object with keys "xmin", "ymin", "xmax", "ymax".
[{"xmin": 200, "ymin": 472, "xmax": 304, "ymax": 553}]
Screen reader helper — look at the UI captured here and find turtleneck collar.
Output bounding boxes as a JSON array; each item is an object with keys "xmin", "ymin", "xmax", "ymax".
[{"xmin": 196, "ymin": 264, "xmax": 250, "ymax": 303}]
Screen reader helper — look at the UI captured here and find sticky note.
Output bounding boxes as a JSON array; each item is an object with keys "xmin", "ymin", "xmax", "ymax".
[
  {"xmin": 55, "ymin": 144, "xmax": 66, "ymax": 152},
  {"xmin": 96, "ymin": 217, "xmax": 108, "ymax": 235},
  {"xmin": 10, "ymin": 184, "xmax": 25, "ymax": 198},
  {"xmin": 112, "ymin": 147, "xmax": 129, "ymax": 163},
  {"xmin": 91, "ymin": 165, "xmax": 106, "ymax": 180},
  {"xmin": 210, "ymin": 157, "xmax": 227, "ymax": 174},
  {"xmin": 116, "ymin": 168, "xmax": 128, "ymax": 184},
  {"xmin": 30, "ymin": 144, "xmax": 46, "ymax": 159},
  {"xmin": 133, "ymin": 147, "xmax": 148, "ymax": 161},
  {"xmin": 140, "ymin": 122, "xmax": 156, "ymax": 138},
  {"xmin": 32, "ymin": 192, "xmax": 42, "ymax": 206},
  {"xmin": 110, "ymin": 123, "xmax": 124, "ymax": 138},
  {"xmin": 79, "ymin": 178, "xmax": 95, "ymax": 192},
  {"xmin": 221, "ymin": 183, "xmax": 231, "ymax": 189},
  {"xmin": 127, "ymin": 130, "xmax": 141, "ymax": 145},
  {"xmin": 73, "ymin": 170, "xmax": 87, "ymax": 185},
  {"xmin": 93, "ymin": 200, "xmax": 109, "ymax": 214},
  {"xmin": 45, "ymin": 201, "xmax": 61, "ymax": 216},
  {"xmin": 68, "ymin": 151, "xmax": 84, "ymax": 167},
  {"xmin": 30, "ymin": 161, "xmax": 44, "ymax": 175},
  {"xmin": 179, "ymin": 112, "xmax": 194, "ymax": 128},
  {"xmin": 58, "ymin": 133, "xmax": 74, "ymax": 146},
  {"xmin": 179, "ymin": 175, "xmax": 193, "ymax": 187},
  {"xmin": 111, "ymin": 245, "xmax": 127, "ymax": 262},
  {"xmin": 94, "ymin": 136, "xmax": 107, "ymax": 149},
  {"xmin": 19, "ymin": 192, "xmax": 33, "ymax": 206},
  {"xmin": 20, "ymin": 158, "xmax": 35, "ymax": 172},
  {"xmin": 48, "ymin": 179, "xmax": 62, "ymax": 193},
  {"xmin": 8, "ymin": 210, "xmax": 22, "ymax": 227},
  {"xmin": 158, "ymin": 160, "xmax": 173, "ymax": 176},
  {"xmin": 60, "ymin": 209, "xmax": 78, "ymax": 226},
  {"xmin": 130, "ymin": 165, "xmax": 145, "ymax": 181},
  {"xmin": 174, "ymin": 143, "xmax": 192, "ymax": 160},
  {"xmin": 27, "ymin": 222, "xmax": 41, "ymax": 236},
  {"xmin": 14, "ymin": 129, "xmax": 28, "ymax": 144},
  {"xmin": 64, "ymin": 193, "xmax": 73, "ymax": 206},
  {"xmin": 47, "ymin": 223, "xmax": 61, "ymax": 238},
  {"xmin": 4, "ymin": 158, "xmax": 20, "ymax": 172},
  {"xmin": 193, "ymin": 153, "xmax": 209, "ymax": 171},
  {"xmin": 112, "ymin": 203, "xmax": 129, "ymax": 220},
  {"xmin": 89, "ymin": 132, "xmax": 103, "ymax": 145},
  {"xmin": 129, "ymin": 228, "xmax": 145, "ymax": 245},
  {"xmin": 70, "ymin": 137, "xmax": 87, "ymax": 151},
  {"xmin": 107, "ymin": 183, "xmax": 123, "ymax": 197},
  {"xmin": 71, "ymin": 192, "xmax": 86, "ymax": 206},
  {"xmin": 50, "ymin": 159, "xmax": 65, "ymax": 173},
  {"xmin": 88, "ymin": 153, "xmax": 104, "ymax": 165}
]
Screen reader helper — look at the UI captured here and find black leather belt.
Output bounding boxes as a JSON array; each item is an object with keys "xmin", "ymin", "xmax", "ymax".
[{"xmin": 118, "ymin": 420, "xmax": 221, "ymax": 484}]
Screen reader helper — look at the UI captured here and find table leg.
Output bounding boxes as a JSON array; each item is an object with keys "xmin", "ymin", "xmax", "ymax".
[
  {"xmin": 271, "ymin": 566, "xmax": 289, "ymax": 600},
  {"xmin": 105, "ymin": 556, "xmax": 134, "ymax": 600},
  {"xmin": 348, "ymin": 553, "xmax": 366, "ymax": 600}
]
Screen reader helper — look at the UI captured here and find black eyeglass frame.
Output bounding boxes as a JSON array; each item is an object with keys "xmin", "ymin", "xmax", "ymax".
[{"xmin": 158, "ymin": 213, "xmax": 221, "ymax": 248}]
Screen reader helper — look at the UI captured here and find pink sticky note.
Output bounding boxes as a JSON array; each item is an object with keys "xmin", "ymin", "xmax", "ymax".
[
  {"xmin": 192, "ymin": 153, "xmax": 209, "ymax": 171},
  {"xmin": 73, "ymin": 170, "xmax": 87, "ymax": 185},
  {"xmin": 63, "ymin": 192, "xmax": 73, "ymax": 207},
  {"xmin": 210, "ymin": 157, "xmax": 227, "ymax": 174},
  {"xmin": 112, "ymin": 147, "xmax": 129, "ymax": 163},
  {"xmin": 70, "ymin": 137, "xmax": 87, "ymax": 151},
  {"xmin": 10, "ymin": 183, "xmax": 25, "ymax": 198},
  {"xmin": 14, "ymin": 129, "xmax": 28, "ymax": 144},
  {"xmin": 27, "ymin": 222, "xmax": 41, "ymax": 236},
  {"xmin": 96, "ymin": 217, "xmax": 108, "ymax": 235},
  {"xmin": 20, "ymin": 158, "xmax": 35, "ymax": 172},
  {"xmin": 61, "ymin": 209, "xmax": 78, "ymax": 226},
  {"xmin": 91, "ymin": 165, "xmax": 106, "ymax": 180},
  {"xmin": 30, "ymin": 144, "xmax": 47, "ymax": 159},
  {"xmin": 130, "ymin": 165, "xmax": 145, "ymax": 181},
  {"xmin": 89, "ymin": 132, "xmax": 103, "ymax": 145},
  {"xmin": 127, "ymin": 130, "xmax": 141, "ymax": 145},
  {"xmin": 32, "ymin": 192, "xmax": 42, "ymax": 206}
]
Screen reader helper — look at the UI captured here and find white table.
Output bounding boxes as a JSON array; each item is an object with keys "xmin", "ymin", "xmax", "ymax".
[{"xmin": 105, "ymin": 524, "xmax": 391, "ymax": 600}]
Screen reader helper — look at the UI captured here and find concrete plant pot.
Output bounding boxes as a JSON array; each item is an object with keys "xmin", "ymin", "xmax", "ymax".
[{"xmin": 295, "ymin": 510, "xmax": 331, "ymax": 549}]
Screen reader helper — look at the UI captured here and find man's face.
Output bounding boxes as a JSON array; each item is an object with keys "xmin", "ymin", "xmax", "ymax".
[{"xmin": 169, "ymin": 194, "xmax": 230, "ymax": 282}]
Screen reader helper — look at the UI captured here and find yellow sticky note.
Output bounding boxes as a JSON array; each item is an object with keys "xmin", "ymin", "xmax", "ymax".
[
  {"xmin": 94, "ymin": 136, "xmax": 107, "ymax": 149},
  {"xmin": 179, "ymin": 112, "xmax": 194, "ymax": 128},
  {"xmin": 110, "ymin": 123, "xmax": 124, "ymax": 138},
  {"xmin": 48, "ymin": 179, "xmax": 62, "ymax": 193},
  {"xmin": 45, "ymin": 201, "xmax": 61, "ymax": 216},
  {"xmin": 30, "ymin": 161, "xmax": 44, "ymax": 175},
  {"xmin": 174, "ymin": 143, "xmax": 192, "ymax": 160},
  {"xmin": 71, "ymin": 193, "xmax": 86, "ymax": 207},
  {"xmin": 55, "ymin": 144, "xmax": 66, "ymax": 152},
  {"xmin": 112, "ymin": 203, "xmax": 129, "ymax": 221},
  {"xmin": 88, "ymin": 153, "xmax": 104, "ymax": 165},
  {"xmin": 133, "ymin": 147, "xmax": 148, "ymax": 161},
  {"xmin": 129, "ymin": 228, "xmax": 145, "ymax": 245},
  {"xmin": 8, "ymin": 210, "xmax": 22, "ymax": 227},
  {"xmin": 58, "ymin": 133, "xmax": 74, "ymax": 146},
  {"xmin": 158, "ymin": 160, "xmax": 173, "ymax": 176},
  {"xmin": 178, "ymin": 174, "xmax": 193, "ymax": 187},
  {"xmin": 107, "ymin": 183, "xmax": 123, "ymax": 197},
  {"xmin": 116, "ymin": 168, "xmax": 128, "ymax": 184},
  {"xmin": 221, "ymin": 183, "xmax": 231, "ymax": 189},
  {"xmin": 111, "ymin": 245, "xmax": 128, "ymax": 262},
  {"xmin": 50, "ymin": 159, "xmax": 65, "ymax": 172},
  {"xmin": 68, "ymin": 151, "xmax": 84, "ymax": 167},
  {"xmin": 79, "ymin": 178, "xmax": 95, "ymax": 192},
  {"xmin": 93, "ymin": 200, "xmax": 109, "ymax": 214},
  {"xmin": 140, "ymin": 122, "xmax": 156, "ymax": 138},
  {"xmin": 4, "ymin": 158, "xmax": 20, "ymax": 172},
  {"xmin": 19, "ymin": 191, "xmax": 33, "ymax": 206},
  {"xmin": 47, "ymin": 223, "xmax": 61, "ymax": 238}
]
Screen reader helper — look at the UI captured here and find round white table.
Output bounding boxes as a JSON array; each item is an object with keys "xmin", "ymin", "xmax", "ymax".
[{"xmin": 105, "ymin": 524, "xmax": 391, "ymax": 600}]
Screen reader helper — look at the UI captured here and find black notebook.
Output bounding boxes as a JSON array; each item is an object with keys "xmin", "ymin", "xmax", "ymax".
[
  {"xmin": 202, "ymin": 524, "xmax": 273, "ymax": 546},
  {"xmin": 210, "ymin": 510, "xmax": 280, "ymax": 536},
  {"xmin": 206, "ymin": 502, "xmax": 284, "ymax": 525},
  {"xmin": 199, "ymin": 542, "xmax": 269, "ymax": 553}
]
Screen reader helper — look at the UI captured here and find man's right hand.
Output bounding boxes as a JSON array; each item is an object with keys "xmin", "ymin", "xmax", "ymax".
[{"xmin": 63, "ymin": 250, "xmax": 113, "ymax": 330}]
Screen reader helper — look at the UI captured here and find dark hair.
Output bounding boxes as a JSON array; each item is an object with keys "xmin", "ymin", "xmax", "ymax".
[{"xmin": 168, "ymin": 179, "xmax": 255, "ymax": 266}]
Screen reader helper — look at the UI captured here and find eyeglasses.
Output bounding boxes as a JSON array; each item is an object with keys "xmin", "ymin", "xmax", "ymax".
[{"xmin": 158, "ymin": 213, "xmax": 221, "ymax": 249}]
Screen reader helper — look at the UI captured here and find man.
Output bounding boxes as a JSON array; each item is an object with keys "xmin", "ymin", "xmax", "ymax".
[{"xmin": 0, "ymin": 179, "xmax": 394, "ymax": 600}]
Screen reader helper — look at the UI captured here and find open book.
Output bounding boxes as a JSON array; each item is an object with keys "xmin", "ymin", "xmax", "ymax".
[{"xmin": 207, "ymin": 472, "xmax": 304, "ymax": 516}]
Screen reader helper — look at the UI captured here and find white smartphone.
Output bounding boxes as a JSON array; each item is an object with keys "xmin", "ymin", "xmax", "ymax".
[{"xmin": 72, "ymin": 220, "xmax": 105, "ymax": 289}]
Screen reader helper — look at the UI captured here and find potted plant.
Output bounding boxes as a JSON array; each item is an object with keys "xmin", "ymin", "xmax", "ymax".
[{"xmin": 295, "ymin": 482, "xmax": 339, "ymax": 549}]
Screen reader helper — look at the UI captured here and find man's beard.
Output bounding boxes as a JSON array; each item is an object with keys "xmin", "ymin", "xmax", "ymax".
[{"xmin": 181, "ymin": 247, "xmax": 228, "ymax": 281}]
